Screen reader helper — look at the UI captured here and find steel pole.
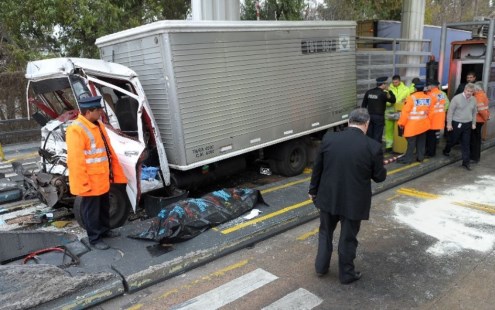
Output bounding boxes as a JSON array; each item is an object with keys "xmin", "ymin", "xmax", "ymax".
[
  {"xmin": 400, "ymin": 0, "xmax": 425, "ymax": 82},
  {"xmin": 483, "ymin": 19, "xmax": 495, "ymax": 92},
  {"xmin": 438, "ymin": 22, "xmax": 447, "ymax": 86}
]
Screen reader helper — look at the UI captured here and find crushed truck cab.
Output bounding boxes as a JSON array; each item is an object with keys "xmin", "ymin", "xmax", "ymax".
[{"xmin": 25, "ymin": 58, "xmax": 171, "ymax": 224}]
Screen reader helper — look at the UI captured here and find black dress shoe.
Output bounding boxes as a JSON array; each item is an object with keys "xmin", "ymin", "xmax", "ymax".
[
  {"xmin": 442, "ymin": 150, "xmax": 450, "ymax": 157},
  {"xmin": 316, "ymin": 270, "xmax": 328, "ymax": 277},
  {"xmin": 470, "ymin": 159, "xmax": 479, "ymax": 164},
  {"xmin": 462, "ymin": 164, "xmax": 471, "ymax": 171},
  {"xmin": 340, "ymin": 272, "xmax": 362, "ymax": 285},
  {"xmin": 102, "ymin": 230, "xmax": 121, "ymax": 238}
]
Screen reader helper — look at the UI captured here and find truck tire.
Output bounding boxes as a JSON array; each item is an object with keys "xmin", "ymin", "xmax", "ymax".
[
  {"xmin": 73, "ymin": 184, "xmax": 131, "ymax": 229},
  {"xmin": 272, "ymin": 140, "xmax": 308, "ymax": 177}
]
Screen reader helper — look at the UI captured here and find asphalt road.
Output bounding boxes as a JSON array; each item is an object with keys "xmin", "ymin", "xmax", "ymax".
[{"xmin": 95, "ymin": 147, "xmax": 495, "ymax": 310}]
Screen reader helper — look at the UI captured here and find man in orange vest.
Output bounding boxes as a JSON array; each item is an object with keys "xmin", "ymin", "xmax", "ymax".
[
  {"xmin": 425, "ymin": 80, "xmax": 448, "ymax": 157},
  {"xmin": 66, "ymin": 96, "xmax": 127, "ymax": 250},
  {"xmin": 470, "ymin": 82, "xmax": 490, "ymax": 163},
  {"xmin": 397, "ymin": 81, "xmax": 436, "ymax": 164}
]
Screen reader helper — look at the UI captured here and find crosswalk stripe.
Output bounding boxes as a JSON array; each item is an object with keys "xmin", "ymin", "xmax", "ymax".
[
  {"xmin": 172, "ymin": 268, "xmax": 278, "ymax": 310},
  {"xmin": 262, "ymin": 288, "xmax": 323, "ymax": 310}
]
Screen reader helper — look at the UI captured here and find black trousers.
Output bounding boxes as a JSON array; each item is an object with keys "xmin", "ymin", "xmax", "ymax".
[
  {"xmin": 425, "ymin": 129, "xmax": 439, "ymax": 157},
  {"xmin": 367, "ymin": 114, "xmax": 384, "ymax": 144},
  {"xmin": 315, "ymin": 210, "xmax": 361, "ymax": 283},
  {"xmin": 470, "ymin": 122, "xmax": 484, "ymax": 162},
  {"xmin": 402, "ymin": 132, "xmax": 426, "ymax": 163},
  {"xmin": 81, "ymin": 193, "xmax": 111, "ymax": 244},
  {"xmin": 444, "ymin": 121, "xmax": 472, "ymax": 166}
]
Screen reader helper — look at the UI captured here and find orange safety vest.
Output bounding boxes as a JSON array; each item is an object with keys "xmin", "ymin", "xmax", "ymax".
[
  {"xmin": 427, "ymin": 87, "xmax": 447, "ymax": 130},
  {"xmin": 397, "ymin": 91, "xmax": 436, "ymax": 137},
  {"xmin": 474, "ymin": 91, "xmax": 490, "ymax": 123},
  {"xmin": 66, "ymin": 114, "xmax": 127, "ymax": 196}
]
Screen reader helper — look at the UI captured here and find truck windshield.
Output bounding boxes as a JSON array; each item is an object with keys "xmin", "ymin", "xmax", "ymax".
[{"xmin": 28, "ymin": 74, "xmax": 91, "ymax": 121}]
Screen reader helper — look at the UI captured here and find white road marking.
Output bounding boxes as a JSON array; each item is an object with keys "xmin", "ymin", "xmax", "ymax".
[
  {"xmin": 172, "ymin": 268, "xmax": 278, "ymax": 310},
  {"xmin": 394, "ymin": 175, "xmax": 495, "ymax": 256},
  {"xmin": 262, "ymin": 288, "xmax": 323, "ymax": 310}
]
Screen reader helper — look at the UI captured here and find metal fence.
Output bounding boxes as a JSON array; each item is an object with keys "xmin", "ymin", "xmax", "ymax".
[{"xmin": 356, "ymin": 36, "xmax": 433, "ymax": 106}]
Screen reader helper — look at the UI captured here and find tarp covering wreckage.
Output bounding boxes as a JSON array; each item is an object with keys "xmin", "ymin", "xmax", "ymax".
[{"xmin": 129, "ymin": 188, "xmax": 267, "ymax": 243}]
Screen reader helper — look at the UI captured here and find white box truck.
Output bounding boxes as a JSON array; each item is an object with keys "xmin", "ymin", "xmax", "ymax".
[{"xmin": 25, "ymin": 21, "xmax": 357, "ymax": 227}]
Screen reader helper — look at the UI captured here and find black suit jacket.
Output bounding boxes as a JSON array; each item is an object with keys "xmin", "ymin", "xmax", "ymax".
[
  {"xmin": 309, "ymin": 127, "xmax": 387, "ymax": 220},
  {"xmin": 454, "ymin": 83, "xmax": 466, "ymax": 97}
]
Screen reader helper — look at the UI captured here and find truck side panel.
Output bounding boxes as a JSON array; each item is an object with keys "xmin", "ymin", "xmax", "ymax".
[
  {"xmin": 99, "ymin": 23, "xmax": 356, "ymax": 170},
  {"xmin": 100, "ymin": 36, "xmax": 182, "ymax": 165}
]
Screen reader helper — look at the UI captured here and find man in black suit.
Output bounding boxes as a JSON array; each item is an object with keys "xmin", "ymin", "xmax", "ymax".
[
  {"xmin": 308, "ymin": 108, "xmax": 387, "ymax": 284},
  {"xmin": 454, "ymin": 71, "xmax": 476, "ymax": 96}
]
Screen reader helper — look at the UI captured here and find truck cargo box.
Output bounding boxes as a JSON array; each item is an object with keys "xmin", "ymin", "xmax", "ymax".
[{"xmin": 96, "ymin": 21, "xmax": 357, "ymax": 170}]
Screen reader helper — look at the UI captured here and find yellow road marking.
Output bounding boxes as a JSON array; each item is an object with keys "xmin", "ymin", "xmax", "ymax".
[
  {"xmin": 159, "ymin": 259, "xmax": 249, "ymax": 299},
  {"xmin": 261, "ymin": 177, "xmax": 310, "ymax": 194},
  {"xmin": 296, "ymin": 227, "xmax": 319, "ymax": 240},
  {"xmin": 126, "ymin": 304, "xmax": 143, "ymax": 310},
  {"xmin": 396, "ymin": 187, "xmax": 495, "ymax": 214},
  {"xmin": 386, "ymin": 194, "xmax": 401, "ymax": 201},
  {"xmin": 397, "ymin": 188, "xmax": 439, "ymax": 199},
  {"xmin": 387, "ymin": 160, "xmax": 427, "ymax": 175},
  {"xmin": 453, "ymin": 201, "xmax": 495, "ymax": 214},
  {"xmin": 221, "ymin": 200, "xmax": 313, "ymax": 234}
]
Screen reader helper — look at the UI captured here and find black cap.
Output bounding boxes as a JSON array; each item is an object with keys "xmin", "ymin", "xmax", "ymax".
[
  {"xmin": 426, "ymin": 79, "xmax": 440, "ymax": 86},
  {"xmin": 376, "ymin": 76, "xmax": 388, "ymax": 84},
  {"xmin": 414, "ymin": 81, "xmax": 425, "ymax": 91},
  {"xmin": 78, "ymin": 96, "xmax": 102, "ymax": 109}
]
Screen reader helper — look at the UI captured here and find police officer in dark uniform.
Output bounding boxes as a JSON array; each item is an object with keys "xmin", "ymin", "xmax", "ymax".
[{"xmin": 361, "ymin": 76, "xmax": 396, "ymax": 144}]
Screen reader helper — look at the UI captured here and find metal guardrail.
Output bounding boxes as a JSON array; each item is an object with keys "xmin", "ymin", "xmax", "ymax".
[
  {"xmin": 0, "ymin": 118, "xmax": 40, "ymax": 144},
  {"xmin": 0, "ymin": 129, "xmax": 40, "ymax": 144}
]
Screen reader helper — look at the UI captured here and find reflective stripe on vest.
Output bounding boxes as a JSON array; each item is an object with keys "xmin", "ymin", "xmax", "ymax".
[
  {"xmin": 434, "ymin": 103, "xmax": 445, "ymax": 113},
  {"xmin": 73, "ymin": 121, "xmax": 108, "ymax": 165},
  {"xmin": 477, "ymin": 104, "xmax": 488, "ymax": 111}
]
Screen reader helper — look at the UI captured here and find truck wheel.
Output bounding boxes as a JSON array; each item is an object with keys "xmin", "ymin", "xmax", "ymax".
[
  {"xmin": 274, "ymin": 140, "xmax": 308, "ymax": 177},
  {"xmin": 73, "ymin": 185, "xmax": 131, "ymax": 229}
]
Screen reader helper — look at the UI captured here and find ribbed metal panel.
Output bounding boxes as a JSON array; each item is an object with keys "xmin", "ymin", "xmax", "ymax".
[
  {"xmin": 170, "ymin": 29, "xmax": 356, "ymax": 165},
  {"xmin": 98, "ymin": 22, "xmax": 357, "ymax": 168},
  {"xmin": 100, "ymin": 36, "xmax": 179, "ymax": 164}
]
